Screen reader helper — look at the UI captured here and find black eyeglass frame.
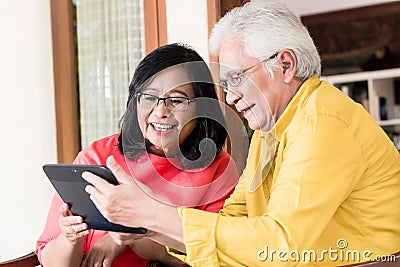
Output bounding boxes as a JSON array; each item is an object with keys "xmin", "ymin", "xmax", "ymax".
[
  {"xmin": 219, "ymin": 52, "xmax": 279, "ymax": 93},
  {"xmin": 134, "ymin": 92, "xmax": 197, "ymax": 111}
]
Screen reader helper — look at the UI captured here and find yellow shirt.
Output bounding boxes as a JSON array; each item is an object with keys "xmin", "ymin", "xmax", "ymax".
[{"xmin": 178, "ymin": 76, "xmax": 400, "ymax": 266}]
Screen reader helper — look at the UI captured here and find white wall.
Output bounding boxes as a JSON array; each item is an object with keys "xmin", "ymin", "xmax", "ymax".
[
  {"xmin": 166, "ymin": 0, "xmax": 209, "ymax": 61},
  {"xmin": 0, "ymin": 0, "xmax": 57, "ymax": 261},
  {"xmin": 277, "ymin": 0, "xmax": 399, "ymax": 16}
]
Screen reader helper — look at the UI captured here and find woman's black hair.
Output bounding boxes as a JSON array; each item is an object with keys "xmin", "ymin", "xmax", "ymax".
[{"xmin": 118, "ymin": 43, "xmax": 227, "ymax": 168}]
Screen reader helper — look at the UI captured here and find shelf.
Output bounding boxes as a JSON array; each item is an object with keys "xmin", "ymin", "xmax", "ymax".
[
  {"xmin": 322, "ymin": 67, "xmax": 400, "ymax": 84},
  {"xmin": 323, "ymin": 68, "xmax": 400, "ymax": 142},
  {"xmin": 377, "ymin": 119, "xmax": 400, "ymax": 127}
]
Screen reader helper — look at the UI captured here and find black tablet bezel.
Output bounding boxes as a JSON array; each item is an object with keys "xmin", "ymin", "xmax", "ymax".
[{"xmin": 43, "ymin": 164, "xmax": 146, "ymax": 234}]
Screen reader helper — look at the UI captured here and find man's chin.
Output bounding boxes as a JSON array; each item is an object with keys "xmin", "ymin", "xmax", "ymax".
[
  {"xmin": 247, "ymin": 118, "xmax": 275, "ymax": 132},
  {"xmin": 246, "ymin": 120, "xmax": 260, "ymax": 131}
]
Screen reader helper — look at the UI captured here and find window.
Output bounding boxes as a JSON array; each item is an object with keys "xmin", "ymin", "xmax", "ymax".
[
  {"xmin": 74, "ymin": 0, "xmax": 145, "ymax": 148},
  {"xmin": 50, "ymin": 0, "xmax": 166, "ymax": 163}
]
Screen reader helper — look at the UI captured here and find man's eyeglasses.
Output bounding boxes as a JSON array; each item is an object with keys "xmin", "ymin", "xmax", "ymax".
[
  {"xmin": 135, "ymin": 92, "xmax": 196, "ymax": 111},
  {"xmin": 219, "ymin": 52, "xmax": 278, "ymax": 93}
]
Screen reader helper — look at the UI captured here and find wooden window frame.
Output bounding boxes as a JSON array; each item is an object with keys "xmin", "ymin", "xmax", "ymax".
[
  {"xmin": 49, "ymin": 0, "xmax": 167, "ymax": 163},
  {"xmin": 206, "ymin": 0, "xmax": 250, "ymax": 174},
  {"xmin": 49, "ymin": 0, "xmax": 80, "ymax": 164},
  {"xmin": 206, "ymin": 0, "xmax": 249, "ymax": 101},
  {"xmin": 144, "ymin": 0, "xmax": 168, "ymax": 54}
]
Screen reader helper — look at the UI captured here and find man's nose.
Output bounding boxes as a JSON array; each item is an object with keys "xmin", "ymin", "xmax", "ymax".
[{"xmin": 225, "ymin": 89, "xmax": 242, "ymax": 105}]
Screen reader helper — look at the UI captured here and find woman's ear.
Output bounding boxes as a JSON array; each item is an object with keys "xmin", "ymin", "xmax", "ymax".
[{"xmin": 278, "ymin": 49, "xmax": 297, "ymax": 84}]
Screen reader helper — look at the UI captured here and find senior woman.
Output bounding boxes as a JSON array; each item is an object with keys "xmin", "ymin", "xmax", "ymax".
[{"xmin": 36, "ymin": 43, "xmax": 238, "ymax": 267}]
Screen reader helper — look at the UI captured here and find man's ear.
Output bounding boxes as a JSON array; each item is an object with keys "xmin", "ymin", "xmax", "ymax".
[{"xmin": 279, "ymin": 49, "xmax": 297, "ymax": 84}]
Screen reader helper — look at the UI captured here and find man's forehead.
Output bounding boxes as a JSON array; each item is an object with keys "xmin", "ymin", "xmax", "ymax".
[
  {"xmin": 219, "ymin": 40, "xmax": 246, "ymax": 65},
  {"xmin": 218, "ymin": 41, "xmax": 252, "ymax": 77}
]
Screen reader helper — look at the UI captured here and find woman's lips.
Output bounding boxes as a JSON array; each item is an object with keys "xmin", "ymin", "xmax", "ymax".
[{"xmin": 150, "ymin": 122, "xmax": 176, "ymax": 133}]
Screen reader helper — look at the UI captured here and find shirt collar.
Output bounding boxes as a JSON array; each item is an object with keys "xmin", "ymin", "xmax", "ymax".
[{"xmin": 261, "ymin": 76, "xmax": 322, "ymax": 141}]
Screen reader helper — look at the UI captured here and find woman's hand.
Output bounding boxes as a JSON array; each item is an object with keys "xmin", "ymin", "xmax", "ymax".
[
  {"xmin": 40, "ymin": 203, "xmax": 88, "ymax": 267},
  {"xmin": 108, "ymin": 231, "xmax": 145, "ymax": 246},
  {"xmin": 130, "ymin": 238, "xmax": 188, "ymax": 267},
  {"xmin": 80, "ymin": 233, "xmax": 127, "ymax": 267},
  {"xmin": 58, "ymin": 203, "xmax": 89, "ymax": 245},
  {"xmin": 109, "ymin": 233, "xmax": 188, "ymax": 267}
]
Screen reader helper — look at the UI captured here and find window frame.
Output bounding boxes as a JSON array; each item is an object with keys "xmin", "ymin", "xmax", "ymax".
[{"xmin": 49, "ymin": 0, "xmax": 167, "ymax": 163}]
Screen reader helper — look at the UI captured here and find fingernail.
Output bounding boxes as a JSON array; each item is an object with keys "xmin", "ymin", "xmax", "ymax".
[{"xmin": 85, "ymin": 185, "xmax": 91, "ymax": 193}]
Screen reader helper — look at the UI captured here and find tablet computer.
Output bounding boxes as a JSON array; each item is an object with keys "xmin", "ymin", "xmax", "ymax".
[{"xmin": 43, "ymin": 164, "xmax": 147, "ymax": 234}]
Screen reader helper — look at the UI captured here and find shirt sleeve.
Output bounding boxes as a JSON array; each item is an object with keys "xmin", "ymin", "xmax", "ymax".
[
  {"xmin": 35, "ymin": 193, "xmax": 64, "ymax": 262},
  {"xmin": 218, "ymin": 175, "xmax": 247, "ymax": 217},
  {"xmin": 179, "ymin": 113, "xmax": 367, "ymax": 266}
]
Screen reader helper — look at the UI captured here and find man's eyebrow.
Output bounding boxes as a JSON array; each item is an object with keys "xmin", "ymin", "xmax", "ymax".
[
  {"xmin": 220, "ymin": 67, "xmax": 239, "ymax": 79},
  {"xmin": 219, "ymin": 70, "xmax": 237, "ymax": 83},
  {"xmin": 219, "ymin": 71, "xmax": 229, "ymax": 82}
]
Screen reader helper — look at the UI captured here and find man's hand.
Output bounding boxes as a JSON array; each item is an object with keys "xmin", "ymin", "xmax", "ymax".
[
  {"xmin": 83, "ymin": 156, "xmax": 157, "ymax": 228},
  {"xmin": 83, "ymin": 155, "xmax": 185, "ymax": 251}
]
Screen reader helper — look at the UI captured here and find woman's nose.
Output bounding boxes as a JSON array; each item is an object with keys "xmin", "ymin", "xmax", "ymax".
[{"xmin": 151, "ymin": 100, "xmax": 170, "ymax": 117}]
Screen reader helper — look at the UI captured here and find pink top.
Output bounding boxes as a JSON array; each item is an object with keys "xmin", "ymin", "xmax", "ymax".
[{"xmin": 36, "ymin": 133, "xmax": 238, "ymax": 266}]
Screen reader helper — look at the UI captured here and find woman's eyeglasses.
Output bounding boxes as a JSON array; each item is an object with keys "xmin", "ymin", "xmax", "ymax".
[
  {"xmin": 135, "ymin": 92, "xmax": 196, "ymax": 111},
  {"xmin": 219, "ymin": 52, "xmax": 278, "ymax": 93}
]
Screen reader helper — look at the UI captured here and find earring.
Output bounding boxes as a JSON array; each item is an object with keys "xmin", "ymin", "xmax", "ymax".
[{"xmin": 284, "ymin": 79, "xmax": 289, "ymax": 84}]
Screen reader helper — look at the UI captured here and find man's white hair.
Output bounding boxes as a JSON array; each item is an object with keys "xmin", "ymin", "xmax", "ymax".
[{"xmin": 209, "ymin": 1, "xmax": 321, "ymax": 81}]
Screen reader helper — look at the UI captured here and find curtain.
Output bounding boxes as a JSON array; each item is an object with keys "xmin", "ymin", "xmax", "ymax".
[{"xmin": 75, "ymin": 0, "xmax": 145, "ymax": 148}]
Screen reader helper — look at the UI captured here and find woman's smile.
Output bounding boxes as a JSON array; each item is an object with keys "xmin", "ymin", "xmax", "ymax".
[{"xmin": 150, "ymin": 122, "xmax": 176, "ymax": 134}]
